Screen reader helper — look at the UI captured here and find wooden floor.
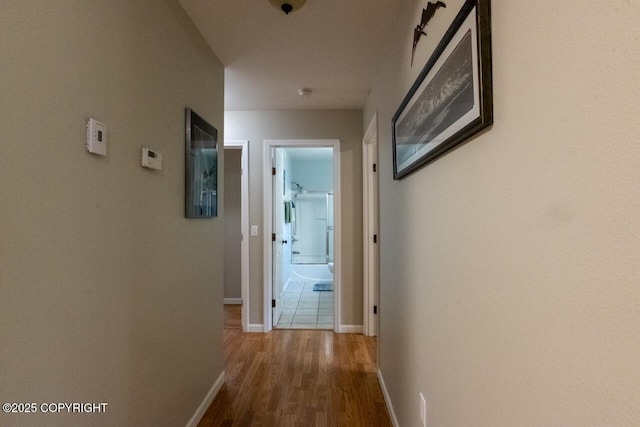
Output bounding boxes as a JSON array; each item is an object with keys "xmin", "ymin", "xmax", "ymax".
[{"xmin": 198, "ymin": 305, "xmax": 392, "ymax": 427}]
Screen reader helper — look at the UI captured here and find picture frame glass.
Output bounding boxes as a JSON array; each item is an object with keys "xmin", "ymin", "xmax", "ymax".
[{"xmin": 185, "ymin": 108, "xmax": 218, "ymax": 218}]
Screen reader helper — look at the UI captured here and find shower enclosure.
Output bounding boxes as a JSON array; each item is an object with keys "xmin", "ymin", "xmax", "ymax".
[{"xmin": 291, "ymin": 192, "xmax": 334, "ymax": 265}]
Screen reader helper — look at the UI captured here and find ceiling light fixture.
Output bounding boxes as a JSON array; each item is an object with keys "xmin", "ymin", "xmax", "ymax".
[
  {"xmin": 269, "ymin": 0, "xmax": 307, "ymax": 15},
  {"xmin": 298, "ymin": 88, "xmax": 312, "ymax": 98}
]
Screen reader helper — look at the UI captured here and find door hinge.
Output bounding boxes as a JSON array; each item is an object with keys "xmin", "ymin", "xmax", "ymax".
[
  {"xmin": 272, "ymin": 233, "xmax": 276, "ymax": 242},
  {"xmin": 373, "ymin": 234, "xmax": 378, "ymax": 244},
  {"xmin": 272, "ymin": 167, "xmax": 276, "ymax": 176},
  {"xmin": 373, "ymin": 305, "xmax": 378, "ymax": 315},
  {"xmin": 272, "ymin": 299, "xmax": 276, "ymax": 308},
  {"xmin": 373, "ymin": 163, "xmax": 377, "ymax": 172}
]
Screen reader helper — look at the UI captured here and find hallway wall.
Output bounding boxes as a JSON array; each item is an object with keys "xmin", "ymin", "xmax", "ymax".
[
  {"xmin": 365, "ymin": 1, "xmax": 640, "ymax": 426},
  {"xmin": 225, "ymin": 110, "xmax": 364, "ymax": 328},
  {"xmin": 0, "ymin": 1, "xmax": 225, "ymax": 426}
]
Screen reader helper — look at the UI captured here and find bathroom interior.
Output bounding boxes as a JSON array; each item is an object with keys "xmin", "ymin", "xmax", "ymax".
[{"xmin": 276, "ymin": 147, "xmax": 334, "ymax": 330}]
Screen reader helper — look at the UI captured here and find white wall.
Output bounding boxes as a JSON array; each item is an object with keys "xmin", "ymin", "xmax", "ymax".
[
  {"xmin": 0, "ymin": 1, "xmax": 225, "ymax": 426},
  {"xmin": 225, "ymin": 110, "xmax": 364, "ymax": 327},
  {"xmin": 365, "ymin": 1, "xmax": 640, "ymax": 426},
  {"xmin": 291, "ymin": 157, "xmax": 333, "ymax": 192}
]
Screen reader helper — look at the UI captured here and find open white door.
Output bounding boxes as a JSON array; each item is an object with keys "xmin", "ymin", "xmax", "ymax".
[{"xmin": 272, "ymin": 149, "xmax": 285, "ymax": 326}]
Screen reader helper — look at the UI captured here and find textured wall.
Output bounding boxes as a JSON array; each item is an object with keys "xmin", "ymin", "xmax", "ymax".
[
  {"xmin": 225, "ymin": 110, "xmax": 364, "ymax": 327},
  {"xmin": 0, "ymin": 1, "xmax": 225, "ymax": 426},
  {"xmin": 365, "ymin": 0, "xmax": 640, "ymax": 426}
]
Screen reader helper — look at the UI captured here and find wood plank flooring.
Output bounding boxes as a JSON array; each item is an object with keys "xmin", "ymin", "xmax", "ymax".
[
  {"xmin": 198, "ymin": 306, "xmax": 392, "ymax": 427},
  {"xmin": 224, "ymin": 305, "xmax": 242, "ymax": 330}
]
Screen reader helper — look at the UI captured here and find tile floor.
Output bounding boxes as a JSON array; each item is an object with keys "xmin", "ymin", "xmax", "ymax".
[{"xmin": 275, "ymin": 282, "xmax": 334, "ymax": 330}]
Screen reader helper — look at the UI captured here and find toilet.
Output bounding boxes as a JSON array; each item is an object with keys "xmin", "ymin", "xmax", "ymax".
[{"xmin": 328, "ymin": 262, "xmax": 334, "ymax": 274}]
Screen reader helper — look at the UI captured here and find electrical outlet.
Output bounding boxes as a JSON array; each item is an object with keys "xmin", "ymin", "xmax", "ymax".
[{"xmin": 420, "ymin": 393, "xmax": 427, "ymax": 427}]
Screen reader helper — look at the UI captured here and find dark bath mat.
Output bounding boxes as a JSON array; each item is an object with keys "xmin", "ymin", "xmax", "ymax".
[{"xmin": 313, "ymin": 283, "xmax": 333, "ymax": 292}]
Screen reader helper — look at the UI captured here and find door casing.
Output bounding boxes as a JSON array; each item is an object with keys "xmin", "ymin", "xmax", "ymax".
[
  {"xmin": 363, "ymin": 114, "xmax": 380, "ymax": 337},
  {"xmin": 263, "ymin": 139, "xmax": 341, "ymax": 332}
]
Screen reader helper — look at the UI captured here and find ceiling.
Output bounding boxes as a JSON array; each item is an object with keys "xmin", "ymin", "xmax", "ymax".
[{"xmin": 178, "ymin": 0, "xmax": 402, "ymax": 111}]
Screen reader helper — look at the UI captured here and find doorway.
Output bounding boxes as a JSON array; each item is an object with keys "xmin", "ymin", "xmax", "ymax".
[
  {"xmin": 224, "ymin": 140, "xmax": 249, "ymax": 332},
  {"xmin": 263, "ymin": 140, "xmax": 341, "ymax": 332}
]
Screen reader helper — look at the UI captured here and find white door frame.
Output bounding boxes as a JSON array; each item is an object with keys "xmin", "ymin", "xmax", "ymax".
[
  {"xmin": 224, "ymin": 140, "xmax": 250, "ymax": 333},
  {"xmin": 363, "ymin": 114, "xmax": 379, "ymax": 337},
  {"xmin": 263, "ymin": 139, "xmax": 341, "ymax": 332}
]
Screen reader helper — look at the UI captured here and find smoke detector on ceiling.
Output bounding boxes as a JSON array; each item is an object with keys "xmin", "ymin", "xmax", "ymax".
[
  {"xmin": 270, "ymin": 0, "xmax": 307, "ymax": 15},
  {"xmin": 298, "ymin": 88, "xmax": 312, "ymax": 98}
]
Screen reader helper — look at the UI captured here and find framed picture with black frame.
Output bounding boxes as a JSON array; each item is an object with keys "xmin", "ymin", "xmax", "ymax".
[
  {"xmin": 392, "ymin": 0, "xmax": 492, "ymax": 179},
  {"xmin": 185, "ymin": 108, "xmax": 218, "ymax": 218}
]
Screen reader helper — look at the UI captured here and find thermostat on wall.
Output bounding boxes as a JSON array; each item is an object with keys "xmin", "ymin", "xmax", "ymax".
[
  {"xmin": 86, "ymin": 118, "xmax": 107, "ymax": 156},
  {"xmin": 141, "ymin": 148, "xmax": 163, "ymax": 170}
]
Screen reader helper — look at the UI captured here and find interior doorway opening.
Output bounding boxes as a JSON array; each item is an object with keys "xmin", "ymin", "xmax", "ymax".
[
  {"xmin": 224, "ymin": 140, "xmax": 249, "ymax": 332},
  {"xmin": 263, "ymin": 140, "xmax": 341, "ymax": 332}
]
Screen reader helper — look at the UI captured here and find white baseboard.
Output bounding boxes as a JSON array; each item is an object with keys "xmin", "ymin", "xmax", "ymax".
[
  {"xmin": 185, "ymin": 370, "xmax": 225, "ymax": 427},
  {"xmin": 377, "ymin": 369, "xmax": 399, "ymax": 427},
  {"xmin": 244, "ymin": 324, "xmax": 360, "ymax": 333},
  {"xmin": 339, "ymin": 324, "xmax": 363, "ymax": 333},
  {"xmin": 247, "ymin": 324, "xmax": 264, "ymax": 333},
  {"xmin": 223, "ymin": 298, "xmax": 243, "ymax": 305}
]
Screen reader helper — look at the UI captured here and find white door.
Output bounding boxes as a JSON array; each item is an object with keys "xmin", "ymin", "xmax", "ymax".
[{"xmin": 272, "ymin": 149, "xmax": 285, "ymax": 326}]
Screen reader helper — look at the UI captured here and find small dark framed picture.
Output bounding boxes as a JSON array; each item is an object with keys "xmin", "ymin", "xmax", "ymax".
[
  {"xmin": 185, "ymin": 108, "xmax": 218, "ymax": 218},
  {"xmin": 393, "ymin": 0, "xmax": 493, "ymax": 179}
]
